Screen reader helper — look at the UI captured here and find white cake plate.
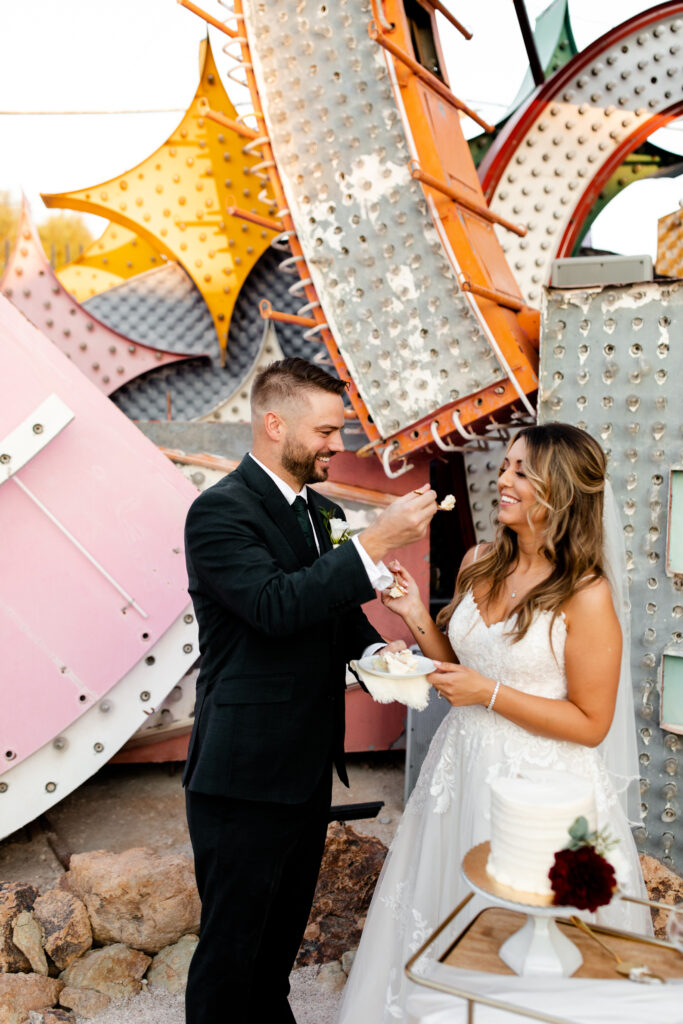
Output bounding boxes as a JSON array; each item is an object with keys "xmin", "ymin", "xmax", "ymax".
[{"xmin": 462, "ymin": 842, "xmax": 583, "ymax": 978}]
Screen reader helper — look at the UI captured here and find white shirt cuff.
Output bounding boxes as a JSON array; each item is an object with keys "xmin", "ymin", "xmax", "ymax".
[{"xmin": 351, "ymin": 535, "xmax": 394, "ymax": 591}]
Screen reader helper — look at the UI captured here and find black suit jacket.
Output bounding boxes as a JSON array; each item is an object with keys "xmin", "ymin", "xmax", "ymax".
[{"xmin": 182, "ymin": 454, "xmax": 383, "ymax": 803}]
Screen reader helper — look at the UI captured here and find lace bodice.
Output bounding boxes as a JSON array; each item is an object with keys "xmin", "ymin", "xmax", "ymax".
[{"xmin": 449, "ymin": 589, "xmax": 568, "ymax": 700}]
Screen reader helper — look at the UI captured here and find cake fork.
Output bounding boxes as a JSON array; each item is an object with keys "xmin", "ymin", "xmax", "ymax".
[{"xmin": 569, "ymin": 915, "xmax": 666, "ymax": 984}]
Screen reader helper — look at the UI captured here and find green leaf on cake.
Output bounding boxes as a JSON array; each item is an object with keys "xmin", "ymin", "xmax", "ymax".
[{"xmin": 568, "ymin": 816, "xmax": 589, "ymax": 842}]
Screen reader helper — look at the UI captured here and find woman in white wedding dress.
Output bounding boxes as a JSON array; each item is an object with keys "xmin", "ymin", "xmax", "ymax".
[{"xmin": 338, "ymin": 423, "xmax": 651, "ymax": 1024}]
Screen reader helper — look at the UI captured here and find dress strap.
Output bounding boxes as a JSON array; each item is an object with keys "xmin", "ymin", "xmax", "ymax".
[{"xmin": 473, "ymin": 542, "xmax": 482, "ymax": 562}]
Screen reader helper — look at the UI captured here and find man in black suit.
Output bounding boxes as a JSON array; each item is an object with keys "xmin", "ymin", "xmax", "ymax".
[{"xmin": 183, "ymin": 358, "xmax": 436, "ymax": 1024}]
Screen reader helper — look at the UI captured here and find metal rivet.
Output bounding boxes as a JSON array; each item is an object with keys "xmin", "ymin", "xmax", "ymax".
[
  {"xmin": 183, "ymin": 613, "xmax": 194, "ymax": 624},
  {"xmin": 32, "ymin": 423, "xmax": 43, "ymax": 434},
  {"xmin": 0, "ymin": 454, "xmax": 10, "ymax": 464},
  {"xmin": 45, "ymin": 782, "xmax": 57, "ymax": 793},
  {"xmin": 183, "ymin": 643, "xmax": 193, "ymax": 654},
  {"xmin": 94, "ymin": 742, "xmax": 104, "ymax": 754},
  {"xmin": 140, "ymin": 690, "xmax": 151, "ymax": 702}
]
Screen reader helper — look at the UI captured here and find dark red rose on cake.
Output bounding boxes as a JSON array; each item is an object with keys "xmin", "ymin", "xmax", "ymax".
[{"xmin": 549, "ymin": 845, "xmax": 616, "ymax": 912}]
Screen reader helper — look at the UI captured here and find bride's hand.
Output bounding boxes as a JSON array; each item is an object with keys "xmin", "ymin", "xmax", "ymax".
[
  {"xmin": 427, "ymin": 662, "xmax": 495, "ymax": 707},
  {"xmin": 380, "ymin": 560, "xmax": 423, "ymax": 619}
]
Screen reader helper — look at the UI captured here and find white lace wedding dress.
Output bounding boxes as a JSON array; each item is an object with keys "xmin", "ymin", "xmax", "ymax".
[{"xmin": 337, "ymin": 591, "xmax": 651, "ymax": 1024}]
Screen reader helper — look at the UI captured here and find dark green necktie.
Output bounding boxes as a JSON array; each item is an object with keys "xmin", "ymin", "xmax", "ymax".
[{"xmin": 292, "ymin": 495, "xmax": 317, "ymax": 553}]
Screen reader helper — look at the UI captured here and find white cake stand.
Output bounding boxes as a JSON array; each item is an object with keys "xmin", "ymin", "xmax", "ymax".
[{"xmin": 462, "ymin": 842, "xmax": 583, "ymax": 978}]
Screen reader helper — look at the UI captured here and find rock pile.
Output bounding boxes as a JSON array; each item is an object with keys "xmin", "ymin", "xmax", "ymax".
[
  {"xmin": 0, "ymin": 848, "xmax": 200, "ymax": 1022},
  {"xmin": 0, "ymin": 823, "xmax": 383, "ymax": 1021},
  {"xmin": 2, "ymin": 830, "xmax": 679, "ymax": 1022}
]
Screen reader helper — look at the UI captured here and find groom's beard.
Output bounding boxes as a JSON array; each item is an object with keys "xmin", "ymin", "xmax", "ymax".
[{"xmin": 281, "ymin": 438, "xmax": 333, "ymax": 485}]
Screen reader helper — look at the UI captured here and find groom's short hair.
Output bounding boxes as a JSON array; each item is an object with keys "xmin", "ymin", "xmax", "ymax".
[{"xmin": 251, "ymin": 358, "xmax": 347, "ymax": 414}]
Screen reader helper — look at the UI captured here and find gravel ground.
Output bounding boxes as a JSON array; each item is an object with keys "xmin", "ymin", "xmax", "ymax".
[
  {"xmin": 74, "ymin": 966, "xmax": 343, "ymax": 1024},
  {"xmin": 0, "ymin": 751, "xmax": 404, "ymax": 886}
]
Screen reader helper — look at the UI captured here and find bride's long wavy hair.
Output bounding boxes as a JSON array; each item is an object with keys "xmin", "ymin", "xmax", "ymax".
[{"xmin": 436, "ymin": 423, "xmax": 607, "ymax": 642}]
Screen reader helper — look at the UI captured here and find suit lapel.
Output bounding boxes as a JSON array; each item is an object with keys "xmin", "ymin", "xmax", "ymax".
[
  {"xmin": 237, "ymin": 455, "xmax": 317, "ymax": 567},
  {"xmin": 307, "ymin": 489, "xmax": 334, "ymax": 554}
]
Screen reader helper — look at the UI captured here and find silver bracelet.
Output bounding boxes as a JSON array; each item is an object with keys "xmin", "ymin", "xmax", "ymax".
[{"xmin": 487, "ymin": 679, "xmax": 501, "ymax": 712}]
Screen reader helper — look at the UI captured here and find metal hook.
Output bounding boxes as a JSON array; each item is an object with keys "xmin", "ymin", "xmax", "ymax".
[
  {"xmin": 302, "ymin": 322, "xmax": 329, "ymax": 341},
  {"xmin": 451, "ymin": 409, "xmax": 480, "ymax": 441},
  {"xmin": 381, "ymin": 444, "xmax": 415, "ymax": 479},
  {"xmin": 430, "ymin": 420, "xmax": 458, "ymax": 452}
]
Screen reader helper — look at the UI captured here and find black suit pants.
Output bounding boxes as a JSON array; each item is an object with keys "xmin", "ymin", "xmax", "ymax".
[{"xmin": 185, "ymin": 767, "xmax": 332, "ymax": 1024}]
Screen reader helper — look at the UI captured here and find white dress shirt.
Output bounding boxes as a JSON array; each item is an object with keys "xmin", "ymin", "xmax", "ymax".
[{"xmin": 248, "ymin": 454, "xmax": 391, "ymax": 657}]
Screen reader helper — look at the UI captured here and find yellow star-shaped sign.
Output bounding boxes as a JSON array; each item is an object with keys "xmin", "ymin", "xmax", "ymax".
[{"xmin": 43, "ymin": 39, "xmax": 278, "ymax": 362}]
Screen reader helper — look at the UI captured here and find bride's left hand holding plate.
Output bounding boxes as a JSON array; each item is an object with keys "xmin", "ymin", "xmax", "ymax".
[{"xmin": 428, "ymin": 661, "xmax": 495, "ymax": 706}]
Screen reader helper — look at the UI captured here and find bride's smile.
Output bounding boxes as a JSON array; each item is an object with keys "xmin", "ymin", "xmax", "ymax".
[{"xmin": 496, "ymin": 437, "xmax": 546, "ymax": 531}]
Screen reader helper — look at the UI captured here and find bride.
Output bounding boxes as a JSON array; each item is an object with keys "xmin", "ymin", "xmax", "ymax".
[{"xmin": 338, "ymin": 423, "xmax": 651, "ymax": 1024}]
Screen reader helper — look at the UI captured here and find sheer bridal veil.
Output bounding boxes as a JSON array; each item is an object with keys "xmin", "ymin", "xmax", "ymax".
[{"xmin": 600, "ymin": 480, "xmax": 641, "ymax": 827}]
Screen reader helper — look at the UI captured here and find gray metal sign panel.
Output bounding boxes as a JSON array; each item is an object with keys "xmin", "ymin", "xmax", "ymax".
[
  {"xmin": 540, "ymin": 279, "xmax": 683, "ymax": 869},
  {"xmin": 242, "ymin": 0, "xmax": 508, "ymax": 439}
]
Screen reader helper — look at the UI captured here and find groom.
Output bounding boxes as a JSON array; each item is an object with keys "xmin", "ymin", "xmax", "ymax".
[{"xmin": 183, "ymin": 357, "xmax": 436, "ymax": 1024}]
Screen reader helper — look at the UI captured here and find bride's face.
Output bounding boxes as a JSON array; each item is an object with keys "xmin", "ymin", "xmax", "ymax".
[{"xmin": 497, "ymin": 438, "xmax": 546, "ymax": 531}]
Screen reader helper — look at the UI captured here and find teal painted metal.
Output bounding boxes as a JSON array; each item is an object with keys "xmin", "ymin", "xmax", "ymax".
[
  {"xmin": 469, "ymin": 0, "xmax": 577, "ymax": 168},
  {"xmin": 661, "ymin": 653, "xmax": 683, "ymax": 735},
  {"xmin": 667, "ymin": 469, "xmax": 683, "ymax": 576}
]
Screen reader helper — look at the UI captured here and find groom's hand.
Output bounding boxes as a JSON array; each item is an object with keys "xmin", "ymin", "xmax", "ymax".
[
  {"xmin": 376, "ymin": 639, "xmax": 407, "ymax": 656},
  {"xmin": 357, "ymin": 484, "xmax": 437, "ymax": 564}
]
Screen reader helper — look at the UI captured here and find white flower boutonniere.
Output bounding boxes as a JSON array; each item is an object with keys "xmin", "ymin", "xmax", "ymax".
[{"xmin": 321, "ymin": 507, "xmax": 353, "ymax": 547}]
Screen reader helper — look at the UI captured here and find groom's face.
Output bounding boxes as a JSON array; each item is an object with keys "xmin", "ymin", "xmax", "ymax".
[{"xmin": 280, "ymin": 390, "xmax": 345, "ymax": 486}]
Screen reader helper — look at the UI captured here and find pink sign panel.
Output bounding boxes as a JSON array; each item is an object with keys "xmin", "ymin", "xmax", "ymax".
[
  {"xmin": 0, "ymin": 198, "xmax": 202, "ymax": 396},
  {"xmin": 0, "ymin": 295, "xmax": 199, "ymax": 836}
]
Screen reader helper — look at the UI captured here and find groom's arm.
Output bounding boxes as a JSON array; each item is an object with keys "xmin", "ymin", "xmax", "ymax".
[{"xmin": 186, "ymin": 486, "xmax": 378, "ymax": 637}]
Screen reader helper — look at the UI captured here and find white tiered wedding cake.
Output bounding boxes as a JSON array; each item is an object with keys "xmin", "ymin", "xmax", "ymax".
[{"xmin": 487, "ymin": 770, "xmax": 597, "ymax": 897}]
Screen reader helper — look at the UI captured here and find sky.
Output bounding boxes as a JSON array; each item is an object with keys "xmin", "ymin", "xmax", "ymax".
[{"xmin": 1, "ymin": 0, "xmax": 681, "ymax": 257}]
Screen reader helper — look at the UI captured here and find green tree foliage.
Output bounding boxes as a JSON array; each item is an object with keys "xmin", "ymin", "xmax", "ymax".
[
  {"xmin": 0, "ymin": 192, "xmax": 94, "ymax": 274},
  {"xmin": 38, "ymin": 212, "xmax": 94, "ymax": 270},
  {"xmin": 0, "ymin": 192, "xmax": 19, "ymax": 274}
]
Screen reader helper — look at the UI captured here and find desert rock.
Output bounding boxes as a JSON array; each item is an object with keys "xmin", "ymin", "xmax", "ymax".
[
  {"xmin": 12, "ymin": 910, "xmax": 48, "ymax": 975},
  {"xmin": 314, "ymin": 959, "xmax": 347, "ymax": 993},
  {"xmin": 28, "ymin": 1010, "xmax": 75, "ymax": 1023},
  {"xmin": 59, "ymin": 943, "xmax": 151, "ymax": 999},
  {"xmin": 146, "ymin": 933, "xmax": 198, "ymax": 994},
  {"xmin": 296, "ymin": 822, "xmax": 387, "ymax": 967},
  {"xmin": 59, "ymin": 985, "xmax": 111, "ymax": 1018},
  {"xmin": 0, "ymin": 972, "xmax": 63, "ymax": 1024},
  {"xmin": 0, "ymin": 881, "xmax": 39, "ymax": 972},
  {"xmin": 640, "ymin": 854, "xmax": 683, "ymax": 937},
  {"xmin": 34, "ymin": 889, "xmax": 92, "ymax": 970},
  {"xmin": 61, "ymin": 847, "xmax": 200, "ymax": 953}
]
